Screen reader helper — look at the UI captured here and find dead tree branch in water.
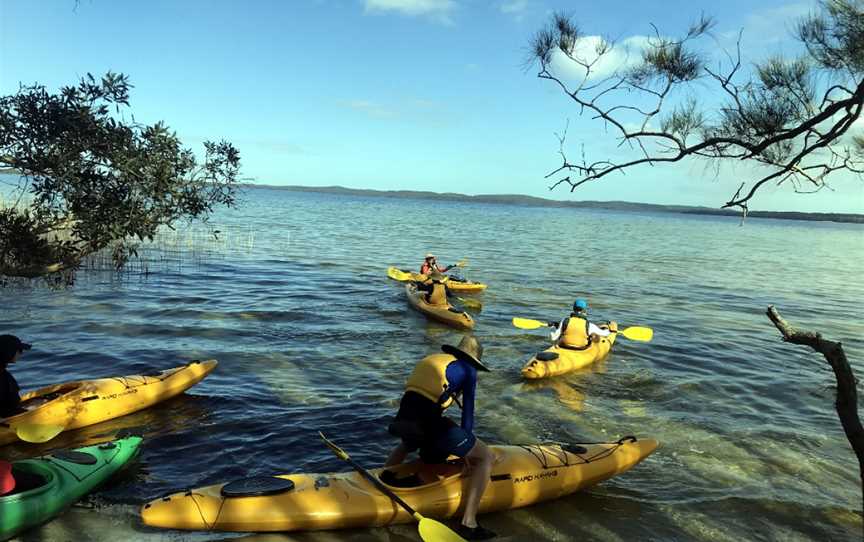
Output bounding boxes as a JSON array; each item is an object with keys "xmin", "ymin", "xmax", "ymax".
[{"xmin": 766, "ymin": 304, "xmax": 864, "ymax": 523}]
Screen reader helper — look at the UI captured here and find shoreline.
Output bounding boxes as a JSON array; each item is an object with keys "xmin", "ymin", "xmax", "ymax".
[{"xmin": 246, "ymin": 183, "xmax": 864, "ymax": 224}]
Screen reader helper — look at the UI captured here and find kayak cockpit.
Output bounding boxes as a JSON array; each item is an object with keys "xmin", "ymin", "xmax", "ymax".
[
  {"xmin": 379, "ymin": 459, "xmax": 464, "ymax": 489},
  {"xmin": 1, "ymin": 464, "xmax": 53, "ymax": 498},
  {"xmin": 19, "ymin": 383, "xmax": 81, "ymax": 410}
]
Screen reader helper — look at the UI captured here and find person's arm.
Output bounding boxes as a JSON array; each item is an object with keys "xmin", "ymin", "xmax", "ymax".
[
  {"xmin": 460, "ymin": 371, "xmax": 476, "ymax": 434},
  {"xmin": 550, "ymin": 317, "xmax": 567, "ymax": 342},
  {"xmin": 588, "ymin": 322, "xmax": 612, "ymax": 337}
]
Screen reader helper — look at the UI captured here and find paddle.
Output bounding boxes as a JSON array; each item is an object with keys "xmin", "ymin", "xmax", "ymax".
[
  {"xmin": 511, "ymin": 318, "xmax": 653, "ymax": 342},
  {"xmin": 318, "ymin": 431, "xmax": 467, "ymax": 542},
  {"xmin": 0, "ymin": 421, "xmax": 66, "ymax": 443},
  {"xmin": 454, "ymin": 296, "xmax": 482, "ymax": 311}
]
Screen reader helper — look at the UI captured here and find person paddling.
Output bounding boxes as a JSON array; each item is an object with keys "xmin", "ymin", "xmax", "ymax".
[
  {"xmin": 385, "ymin": 335, "xmax": 496, "ymax": 540},
  {"xmin": 550, "ymin": 299, "xmax": 616, "ymax": 349},
  {"xmin": 415, "ymin": 271, "xmax": 450, "ymax": 306},
  {"xmin": 420, "ymin": 253, "xmax": 455, "ymax": 276},
  {"xmin": 0, "ymin": 335, "xmax": 31, "ymax": 419}
]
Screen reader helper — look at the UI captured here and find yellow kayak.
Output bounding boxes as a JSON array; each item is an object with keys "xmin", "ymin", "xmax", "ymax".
[
  {"xmin": 405, "ymin": 283, "xmax": 474, "ymax": 330},
  {"xmin": 0, "ymin": 360, "xmax": 217, "ymax": 446},
  {"xmin": 141, "ymin": 436, "xmax": 658, "ymax": 532},
  {"xmin": 387, "ymin": 266, "xmax": 487, "ymax": 292},
  {"xmin": 521, "ymin": 325, "xmax": 617, "ymax": 379}
]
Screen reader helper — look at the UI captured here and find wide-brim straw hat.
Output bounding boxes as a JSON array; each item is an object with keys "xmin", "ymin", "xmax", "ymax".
[{"xmin": 442, "ymin": 334, "xmax": 489, "ymax": 372}]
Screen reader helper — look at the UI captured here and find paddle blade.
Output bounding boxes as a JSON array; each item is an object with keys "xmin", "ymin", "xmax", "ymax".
[
  {"xmin": 387, "ymin": 267, "xmax": 413, "ymax": 282},
  {"xmin": 17, "ymin": 423, "xmax": 65, "ymax": 443},
  {"xmin": 457, "ymin": 297, "xmax": 482, "ymax": 311},
  {"xmin": 418, "ymin": 517, "xmax": 467, "ymax": 542},
  {"xmin": 619, "ymin": 326, "xmax": 653, "ymax": 342},
  {"xmin": 512, "ymin": 317, "xmax": 548, "ymax": 330},
  {"xmin": 455, "ymin": 259, "xmax": 468, "ymax": 268},
  {"xmin": 318, "ymin": 431, "xmax": 350, "ymax": 461}
]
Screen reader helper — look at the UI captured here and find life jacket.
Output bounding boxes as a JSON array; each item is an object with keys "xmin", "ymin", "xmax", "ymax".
[
  {"xmin": 560, "ymin": 315, "xmax": 591, "ymax": 350},
  {"xmin": 425, "ymin": 282, "xmax": 448, "ymax": 306},
  {"xmin": 404, "ymin": 353, "xmax": 458, "ymax": 409}
]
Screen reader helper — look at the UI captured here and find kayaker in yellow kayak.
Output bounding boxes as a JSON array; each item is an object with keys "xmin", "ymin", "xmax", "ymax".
[
  {"xmin": 420, "ymin": 253, "xmax": 455, "ymax": 276},
  {"xmin": 550, "ymin": 299, "xmax": 616, "ymax": 349},
  {"xmin": 0, "ymin": 335, "xmax": 31, "ymax": 419},
  {"xmin": 385, "ymin": 335, "xmax": 496, "ymax": 540},
  {"xmin": 414, "ymin": 271, "xmax": 450, "ymax": 306}
]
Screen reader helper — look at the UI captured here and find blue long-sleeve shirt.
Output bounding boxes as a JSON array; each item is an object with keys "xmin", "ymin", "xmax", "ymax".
[{"xmin": 441, "ymin": 359, "xmax": 477, "ymax": 433}]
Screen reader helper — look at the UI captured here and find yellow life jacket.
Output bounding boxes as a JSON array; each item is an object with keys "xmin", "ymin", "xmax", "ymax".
[
  {"xmin": 404, "ymin": 353, "xmax": 457, "ymax": 409},
  {"xmin": 425, "ymin": 282, "xmax": 448, "ymax": 306},
  {"xmin": 560, "ymin": 316, "xmax": 590, "ymax": 350}
]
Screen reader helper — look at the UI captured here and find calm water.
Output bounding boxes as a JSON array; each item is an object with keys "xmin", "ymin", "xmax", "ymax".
[{"xmin": 2, "ymin": 187, "xmax": 863, "ymax": 541}]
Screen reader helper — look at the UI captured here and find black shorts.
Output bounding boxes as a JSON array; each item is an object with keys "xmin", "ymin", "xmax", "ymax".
[{"xmin": 389, "ymin": 392, "xmax": 477, "ymax": 464}]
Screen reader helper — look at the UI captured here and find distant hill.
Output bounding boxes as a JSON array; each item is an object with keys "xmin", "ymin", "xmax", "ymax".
[{"xmin": 248, "ymin": 184, "xmax": 864, "ymax": 224}]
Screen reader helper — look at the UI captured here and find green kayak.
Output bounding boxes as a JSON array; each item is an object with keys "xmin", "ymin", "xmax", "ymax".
[{"xmin": 0, "ymin": 436, "xmax": 142, "ymax": 540}]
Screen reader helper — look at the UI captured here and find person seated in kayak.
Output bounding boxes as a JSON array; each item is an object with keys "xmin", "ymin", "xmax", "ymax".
[
  {"xmin": 420, "ymin": 253, "xmax": 455, "ymax": 276},
  {"xmin": 384, "ymin": 335, "xmax": 496, "ymax": 541},
  {"xmin": 415, "ymin": 271, "xmax": 450, "ymax": 307},
  {"xmin": 0, "ymin": 335, "xmax": 31, "ymax": 419},
  {"xmin": 550, "ymin": 299, "xmax": 616, "ymax": 350}
]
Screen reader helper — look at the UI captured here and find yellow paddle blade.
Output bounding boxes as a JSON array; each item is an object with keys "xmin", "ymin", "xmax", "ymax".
[
  {"xmin": 456, "ymin": 296, "xmax": 482, "ymax": 311},
  {"xmin": 619, "ymin": 326, "xmax": 653, "ymax": 342},
  {"xmin": 418, "ymin": 516, "xmax": 467, "ymax": 542},
  {"xmin": 512, "ymin": 317, "xmax": 548, "ymax": 330},
  {"xmin": 455, "ymin": 259, "xmax": 468, "ymax": 268},
  {"xmin": 387, "ymin": 267, "xmax": 413, "ymax": 282},
  {"xmin": 16, "ymin": 423, "xmax": 65, "ymax": 443}
]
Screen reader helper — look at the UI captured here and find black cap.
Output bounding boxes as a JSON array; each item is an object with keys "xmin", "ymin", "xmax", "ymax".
[{"xmin": 0, "ymin": 335, "xmax": 31, "ymax": 364}]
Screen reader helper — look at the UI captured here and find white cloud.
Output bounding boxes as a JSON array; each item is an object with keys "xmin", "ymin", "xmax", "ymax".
[
  {"xmin": 364, "ymin": 0, "xmax": 456, "ymax": 23},
  {"xmin": 550, "ymin": 35, "xmax": 653, "ymax": 81},
  {"xmin": 499, "ymin": 0, "xmax": 529, "ymax": 21},
  {"xmin": 339, "ymin": 99, "xmax": 397, "ymax": 118}
]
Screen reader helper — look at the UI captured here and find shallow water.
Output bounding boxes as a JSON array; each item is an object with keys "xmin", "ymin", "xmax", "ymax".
[{"xmin": 2, "ymin": 187, "xmax": 863, "ymax": 541}]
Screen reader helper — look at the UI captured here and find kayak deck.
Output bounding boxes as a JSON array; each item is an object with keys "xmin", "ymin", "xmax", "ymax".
[
  {"xmin": 404, "ymin": 283, "xmax": 475, "ymax": 330},
  {"xmin": 141, "ymin": 436, "xmax": 658, "ymax": 532},
  {"xmin": 387, "ymin": 267, "xmax": 487, "ymax": 292},
  {"xmin": 1, "ymin": 360, "xmax": 217, "ymax": 446}
]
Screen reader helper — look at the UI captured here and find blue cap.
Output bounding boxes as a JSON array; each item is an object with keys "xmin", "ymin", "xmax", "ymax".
[{"xmin": 573, "ymin": 299, "xmax": 588, "ymax": 312}]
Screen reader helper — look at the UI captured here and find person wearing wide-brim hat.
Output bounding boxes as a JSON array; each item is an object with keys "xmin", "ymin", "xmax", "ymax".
[
  {"xmin": 0, "ymin": 335, "xmax": 32, "ymax": 419},
  {"xmin": 385, "ymin": 335, "xmax": 496, "ymax": 540},
  {"xmin": 420, "ymin": 253, "xmax": 455, "ymax": 276},
  {"xmin": 416, "ymin": 270, "xmax": 450, "ymax": 306}
]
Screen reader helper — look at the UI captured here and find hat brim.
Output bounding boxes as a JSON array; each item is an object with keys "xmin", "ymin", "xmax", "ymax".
[{"xmin": 441, "ymin": 344, "xmax": 489, "ymax": 372}]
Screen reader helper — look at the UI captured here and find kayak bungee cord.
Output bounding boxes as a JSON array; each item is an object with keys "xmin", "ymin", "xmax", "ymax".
[{"xmin": 519, "ymin": 436, "xmax": 639, "ymax": 469}]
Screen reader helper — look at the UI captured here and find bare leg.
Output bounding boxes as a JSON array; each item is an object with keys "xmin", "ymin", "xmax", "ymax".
[
  {"xmin": 384, "ymin": 442, "xmax": 408, "ymax": 467},
  {"xmin": 460, "ymin": 439, "xmax": 493, "ymax": 529}
]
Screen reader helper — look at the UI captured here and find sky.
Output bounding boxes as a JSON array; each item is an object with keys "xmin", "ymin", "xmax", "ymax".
[{"xmin": 1, "ymin": 0, "xmax": 862, "ymax": 213}]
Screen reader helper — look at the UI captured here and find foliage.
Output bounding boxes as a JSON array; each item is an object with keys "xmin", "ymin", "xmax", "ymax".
[
  {"xmin": 0, "ymin": 72, "xmax": 240, "ymax": 280},
  {"xmin": 529, "ymin": 0, "xmax": 864, "ymax": 212}
]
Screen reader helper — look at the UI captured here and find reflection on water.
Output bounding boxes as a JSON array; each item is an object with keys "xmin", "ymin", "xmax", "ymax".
[{"xmin": 1, "ymin": 187, "xmax": 862, "ymax": 541}]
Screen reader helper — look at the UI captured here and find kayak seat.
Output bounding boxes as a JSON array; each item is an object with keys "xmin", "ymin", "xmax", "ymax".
[
  {"xmin": 380, "ymin": 470, "xmax": 423, "ymax": 488},
  {"xmin": 5, "ymin": 467, "xmax": 48, "ymax": 495},
  {"xmin": 221, "ymin": 476, "xmax": 295, "ymax": 498},
  {"xmin": 536, "ymin": 352, "xmax": 559, "ymax": 362},
  {"xmin": 51, "ymin": 450, "xmax": 97, "ymax": 465}
]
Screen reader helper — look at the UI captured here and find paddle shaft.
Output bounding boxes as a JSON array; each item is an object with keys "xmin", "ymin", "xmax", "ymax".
[{"xmin": 341, "ymin": 454, "xmax": 420, "ymax": 518}]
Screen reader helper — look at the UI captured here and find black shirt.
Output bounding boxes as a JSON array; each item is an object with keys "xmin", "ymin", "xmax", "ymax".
[{"xmin": 0, "ymin": 368, "xmax": 21, "ymax": 419}]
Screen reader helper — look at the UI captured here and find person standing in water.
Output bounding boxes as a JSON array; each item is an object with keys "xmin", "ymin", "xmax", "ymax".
[{"xmin": 385, "ymin": 335, "xmax": 496, "ymax": 540}]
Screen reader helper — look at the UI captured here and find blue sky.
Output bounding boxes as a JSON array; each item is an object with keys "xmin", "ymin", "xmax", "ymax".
[{"xmin": 1, "ymin": 0, "xmax": 862, "ymax": 212}]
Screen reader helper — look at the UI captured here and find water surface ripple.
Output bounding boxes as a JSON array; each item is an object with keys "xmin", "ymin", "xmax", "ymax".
[{"xmin": 2, "ymin": 188, "xmax": 862, "ymax": 541}]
